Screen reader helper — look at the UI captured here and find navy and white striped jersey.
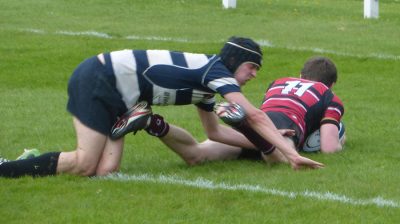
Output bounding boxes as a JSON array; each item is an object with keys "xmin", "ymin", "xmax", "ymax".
[{"xmin": 103, "ymin": 49, "xmax": 241, "ymax": 111}]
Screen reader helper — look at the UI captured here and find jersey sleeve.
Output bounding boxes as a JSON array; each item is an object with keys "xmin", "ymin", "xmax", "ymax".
[
  {"xmin": 203, "ymin": 60, "xmax": 241, "ymax": 96},
  {"xmin": 321, "ymin": 94, "xmax": 344, "ymax": 129},
  {"xmin": 195, "ymin": 95, "xmax": 216, "ymax": 112}
]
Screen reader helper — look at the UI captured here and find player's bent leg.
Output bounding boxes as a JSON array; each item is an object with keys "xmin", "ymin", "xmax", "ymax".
[
  {"xmin": 144, "ymin": 114, "xmax": 241, "ymax": 165},
  {"xmin": 197, "ymin": 139, "xmax": 242, "ymax": 162},
  {"xmin": 0, "ymin": 117, "xmax": 110, "ymax": 178},
  {"xmin": 159, "ymin": 124, "xmax": 202, "ymax": 165},
  {"xmin": 57, "ymin": 117, "xmax": 109, "ymax": 176},
  {"xmin": 95, "ymin": 137, "xmax": 124, "ymax": 176},
  {"xmin": 160, "ymin": 125, "xmax": 242, "ymax": 165}
]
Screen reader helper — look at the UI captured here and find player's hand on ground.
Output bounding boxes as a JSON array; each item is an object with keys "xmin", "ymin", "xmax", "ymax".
[{"xmin": 290, "ymin": 155, "xmax": 324, "ymax": 170}]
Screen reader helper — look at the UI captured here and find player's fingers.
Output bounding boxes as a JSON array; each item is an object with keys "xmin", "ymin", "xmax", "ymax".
[
  {"xmin": 277, "ymin": 129, "xmax": 295, "ymax": 136},
  {"xmin": 292, "ymin": 157, "xmax": 325, "ymax": 170},
  {"xmin": 308, "ymin": 158, "xmax": 324, "ymax": 168},
  {"xmin": 312, "ymin": 163, "xmax": 325, "ymax": 169}
]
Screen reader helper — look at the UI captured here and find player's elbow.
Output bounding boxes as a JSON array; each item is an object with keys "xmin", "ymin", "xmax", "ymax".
[
  {"xmin": 320, "ymin": 143, "xmax": 343, "ymax": 153},
  {"xmin": 321, "ymin": 134, "xmax": 346, "ymax": 153},
  {"xmin": 321, "ymin": 147, "xmax": 341, "ymax": 153},
  {"xmin": 207, "ymin": 132, "xmax": 221, "ymax": 142}
]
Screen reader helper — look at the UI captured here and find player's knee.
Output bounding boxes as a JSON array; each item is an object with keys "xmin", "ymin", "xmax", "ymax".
[
  {"xmin": 75, "ymin": 163, "xmax": 97, "ymax": 176},
  {"xmin": 185, "ymin": 157, "xmax": 203, "ymax": 166},
  {"xmin": 182, "ymin": 151, "xmax": 205, "ymax": 166},
  {"xmin": 64, "ymin": 150, "xmax": 104, "ymax": 176},
  {"xmin": 96, "ymin": 164, "xmax": 119, "ymax": 176},
  {"xmin": 71, "ymin": 156, "xmax": 98, "ymax": 176}
]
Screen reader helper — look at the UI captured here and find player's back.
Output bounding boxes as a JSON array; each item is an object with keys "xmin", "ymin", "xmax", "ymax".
[
  {"xmin": 103, "ymin": 49, "xmax": 240, "ymax": 110},
  {"xmin": 260, "ymin": 77, "xmax": 337, "ymax": 135}
]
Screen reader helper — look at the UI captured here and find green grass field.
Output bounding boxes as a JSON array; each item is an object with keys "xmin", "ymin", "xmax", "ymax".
[{"xmin": 1, "ymin": 0, "xmax": 399, "ymax": 223}]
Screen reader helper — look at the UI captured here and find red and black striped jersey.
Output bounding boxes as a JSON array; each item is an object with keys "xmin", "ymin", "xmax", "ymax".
[{"xmin": 260, "ymin": 77, "xmax": 344, "ymax": 143}]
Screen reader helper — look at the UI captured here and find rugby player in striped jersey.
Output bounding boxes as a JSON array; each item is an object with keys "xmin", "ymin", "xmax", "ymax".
[{"xmin": 0, "ymin": 37, "xmax": 322, "ymax": 178}]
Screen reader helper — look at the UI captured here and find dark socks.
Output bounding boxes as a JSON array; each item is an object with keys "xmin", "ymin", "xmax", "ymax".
[
  {"xmin": 0, "ymin": 152, "xmax": 60, "ymax": 178},
  {"xmin": 145, "ymin": 114, "xmax": 170, "ymax": 137},
  {"xmin": 232, "ymin": 121, "xmax": 276, "ymax": 155},
  {"xmin": 237, "ymin": 148, "xmax": 263, "ymax": 160}
]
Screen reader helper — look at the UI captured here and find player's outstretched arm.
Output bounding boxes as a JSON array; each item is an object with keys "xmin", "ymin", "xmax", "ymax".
[
  {"xmin": 197, "ymin": 107, "xmax": 255, "ymax": 149},
  {"xmin": 320, "ymin": 123, "xmax": 344, "ymax": 153},
  {"xmin": 222, "ymin": 92, "xmax": 324, "ymax": 169}
]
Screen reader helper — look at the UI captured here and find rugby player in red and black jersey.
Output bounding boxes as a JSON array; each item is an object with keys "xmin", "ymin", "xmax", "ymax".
[
  {"xmin": 141, "ymin": 56, "xmax": 345, "ymax": 166},
  {"xmin": 257, "ymin": 57, "xmax": 344, "ymax": 163}
]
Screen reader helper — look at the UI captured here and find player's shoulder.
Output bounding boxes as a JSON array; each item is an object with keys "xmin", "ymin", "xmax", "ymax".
[
  {"xmin": 273, "ymin": 77, "xmax": 319, "ymax": 84},
  {"xmin": 208, "ymin": 58, "xmax": 234, "ymax": 76},
  {"xmin": 274, "ymin": 77, "xmax": 299, "ymax": 82},
  {"xmin": 332, "ymin": 94, "xmax": 344, "ymax": 107}
]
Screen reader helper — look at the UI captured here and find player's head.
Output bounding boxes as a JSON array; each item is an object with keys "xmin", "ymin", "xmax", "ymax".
[
  {"xmin": 219, "ymin": 36, "xmax": 263, "ymax": 74},
  {"xmin": 300, "ymin": 56, "xmax": 337, "ymax": 87}
]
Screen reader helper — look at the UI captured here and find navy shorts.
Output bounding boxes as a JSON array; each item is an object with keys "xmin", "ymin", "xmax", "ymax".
[
  {"xmin": 266, "ymin": 111, "xmax": 303, "ymax": 148},
  {"xmin": 67, "ymin": 56, "xmax": 127, "ymax": 135}
]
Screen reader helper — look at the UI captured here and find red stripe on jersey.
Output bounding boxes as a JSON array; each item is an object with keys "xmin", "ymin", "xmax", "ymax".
[{"xmin": 260, "ymin": 77, "xmax": 344, "ymax": 137}]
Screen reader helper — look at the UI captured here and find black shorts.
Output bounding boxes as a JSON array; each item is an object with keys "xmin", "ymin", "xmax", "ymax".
[
  {"xmin": 66, "ymin": 56, "xmax": 127, "ymax": 135},
  {"xmin": 266, "ymin": 111, "xmax": 303, "ymax": 148},
  {"xmin": 238, "ymin": 111, "xmax": 304, "ymax": 159}
]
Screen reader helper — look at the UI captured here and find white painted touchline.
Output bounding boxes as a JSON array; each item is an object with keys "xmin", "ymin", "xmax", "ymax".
[
  {"xmin": 18, "ymin": 28, "xmax": 400, "ymax": 61},
  {"xmin": 125, "ymin": 35, "xmax": 189, "ymax": 43},
  {"xmin": 55, "ymin": 30, "xmax": 112, "ymax": 39},
  {"xmin": 96, "ymin": 173, "xmax": 399, "ymax": 209}
]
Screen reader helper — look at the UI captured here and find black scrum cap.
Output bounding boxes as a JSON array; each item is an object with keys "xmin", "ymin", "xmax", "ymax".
[{"xmin": 219, "ymin": 36, "xmax": 262, "ymax": 73}]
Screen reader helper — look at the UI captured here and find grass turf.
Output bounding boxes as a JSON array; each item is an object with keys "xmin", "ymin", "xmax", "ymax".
[{"xmin": 1, "ymin": 0, "xmax": 399, "ymax": 223}]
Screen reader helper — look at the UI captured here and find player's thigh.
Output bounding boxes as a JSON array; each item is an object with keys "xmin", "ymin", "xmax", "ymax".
[
  {"xmin": 73, "ymin": 117, "xmax": 109, "ymax": 168},
  {"xmin": 199, "ymin": 139, "xmax": 242, "ymax": 160},
  {"xmin": 57, "ymin": 117, "xmax": 109, "ymax": 175}
]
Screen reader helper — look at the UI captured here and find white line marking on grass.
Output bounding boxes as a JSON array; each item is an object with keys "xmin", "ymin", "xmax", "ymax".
[
  {"xmin": 55, "ymin": 30, "xmax": 112, "ymax": 39},
  {"xmin": 279, "ymin": 45, "xmax": 400, "ymax": 61},
  {"xmin": 125, "ymin": 35, "xmax": 190, "ymax": 43},
  {"xmin": 97, "ymin": 173, "xmax": 399, "ymax": 209},
  {"xmin": 19, "ymin": 28, "xmax": 400, "ymax": 61},
  {"xmin": 23, "ymin": 28, "xmax": 46, "ymax": 34}
]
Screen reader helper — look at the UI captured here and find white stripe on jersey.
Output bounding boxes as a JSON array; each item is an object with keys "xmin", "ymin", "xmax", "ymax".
[
  {"xmin": 152, "ymin": 85, "xmax": 177, "ymax": 105},
  {"xmin": 263, "ymin": 98, "xmax": 307, "ymax": 112},
  {"xmin": 111, "ymin": 50, "xmax": 140, "ymax": 108},
  {"xmin": 207, "ymin": 78, "xmax": 238, "ymax": 91},
  {"xmin": 147, "ymin": 50, "xmax": 173, "ymax": 66},
  {"xmin": 267, "ymin": 86, "xmax": 320, "ymax": 102},
  {"xmin": 183, "ymin": 53, "xmax": 209, "ymax": 69},
  {"xmin": 192, "ymin": 89, "xmax": 215, "ymax": 104},
  {"xmin": 305, "ymin": 89, "xmax": 320, "ymax": 101},
  {"xmin": 327, "ymin": 106, "xmax": 342, "ymax": 116},
  {"xmin": 268, "ymin": 86, "xmax": 283, "ymax": 91}
]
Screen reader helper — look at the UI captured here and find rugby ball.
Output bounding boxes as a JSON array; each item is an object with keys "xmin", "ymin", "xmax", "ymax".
[{"xmin": 302, "ymin": 122, "xmax": 345, "ymax": 152}]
